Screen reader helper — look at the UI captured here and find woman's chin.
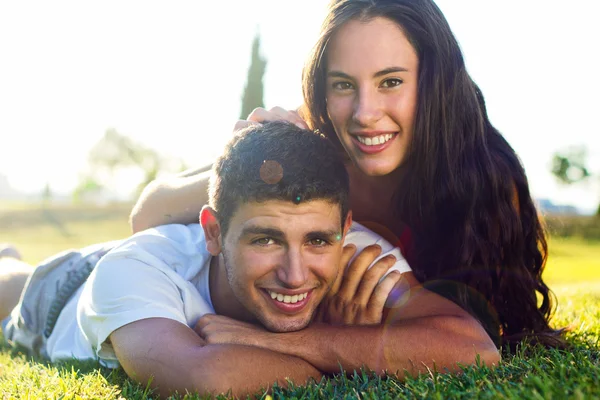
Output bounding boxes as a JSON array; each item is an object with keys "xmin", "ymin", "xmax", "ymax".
[{"xmin": 355, "ymin": 160, "xmax": 403, "ymax": 177}]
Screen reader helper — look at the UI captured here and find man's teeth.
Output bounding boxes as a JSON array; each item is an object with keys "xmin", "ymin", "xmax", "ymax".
[
  {"xmin": 357, "ymin": 133, "xmax": 394, "ymax": 146},
  {"xmin": 268, "ymin": 290, "xmax": 309, "ymax": 304}
]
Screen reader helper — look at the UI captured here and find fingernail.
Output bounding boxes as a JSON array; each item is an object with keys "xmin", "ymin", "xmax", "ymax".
[{"xmin": 295, "ymin": 122, "xmax": 306, "ymax": 129}]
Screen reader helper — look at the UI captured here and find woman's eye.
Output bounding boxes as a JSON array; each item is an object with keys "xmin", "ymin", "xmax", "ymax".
[
  {"xmin": 381, "ymin": 78, "xmax": 403, "ymax": 88},
  {"xmin": 254, "ymin": 238, "xmax": 275, "ymax": 246},
  {"xmin": 332, "ymin": 81, "xmax": 353, "ymax": 91}
]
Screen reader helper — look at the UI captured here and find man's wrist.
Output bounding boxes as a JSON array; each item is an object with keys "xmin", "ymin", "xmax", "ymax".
[{"xmin": 269, "ymin": 326, "xmax": 325, "ymax": 364}]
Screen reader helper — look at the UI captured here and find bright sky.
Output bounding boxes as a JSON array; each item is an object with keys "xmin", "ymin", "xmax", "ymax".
[{"xmin": 1, "ymin": 0, "xmax": 599, "ymax": 212}]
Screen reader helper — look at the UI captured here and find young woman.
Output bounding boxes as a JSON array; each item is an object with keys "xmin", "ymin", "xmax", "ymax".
[{"xmin": 131, "ymin": 0, "xmax": 563, "ymax": 348}]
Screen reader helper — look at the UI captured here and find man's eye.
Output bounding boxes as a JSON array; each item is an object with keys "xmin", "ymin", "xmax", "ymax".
[
  {"xmin": 309, "ymin": 238, "xmax": 329, "ymax": 247},
  {"xmin": 381, "ymin": 78, "xmax": 403, "ymax": 88},
  {"xmin": 332, "ymin": 81, "xmax": 353, "ymax": 91},
  {"xmin": 254, "ymin": 238, "xmax": 275, "ymax": 246}
]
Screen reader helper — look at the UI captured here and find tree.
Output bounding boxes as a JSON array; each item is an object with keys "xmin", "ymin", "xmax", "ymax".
[
  {"xmin": 74, "ymin": 128, "xmax": 184, "ymax": 202},
  {"xmin": 239, "ymin": 32, "xmax": 267, "ymax": 119},
  {"xmin": 42, "ymin": 182, "xmax": 53, "ymax": 202},
  {"xmin": 551, "ymin": 146, "xmax": 598, "ymax": 215},
  {"xmin": 72, "ymin": 176, "xmax": 103, "ymax": 203}
]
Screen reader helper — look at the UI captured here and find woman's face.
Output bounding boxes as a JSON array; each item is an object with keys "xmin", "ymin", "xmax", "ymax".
[{"xmin": 325, "ymin": 17, "xmax": 419, "ymax": 176}]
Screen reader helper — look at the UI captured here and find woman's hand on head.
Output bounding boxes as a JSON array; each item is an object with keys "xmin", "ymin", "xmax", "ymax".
[{"xmin": 234, "ymin": 106, "xmax": 310, "ymax": 132}]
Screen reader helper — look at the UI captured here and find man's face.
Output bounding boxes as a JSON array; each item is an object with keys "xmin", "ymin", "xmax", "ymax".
[{"xmin": 221, "ymin": 199, "xmax": 348, "ymax": 332}]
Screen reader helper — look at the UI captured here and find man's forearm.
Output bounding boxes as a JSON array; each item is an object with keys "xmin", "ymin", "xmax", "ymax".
[
  {"xmin": 188, "ymin": 344, "xmax": 322, "ymax": 398},
  {"xmin": 268, "ymin": 315, "xmax": 499, "ymax": 376},
  {"xmin": 112, "ymin": 318, "xmax": 321, "ymax": 399},
  {"xmin": 123, "ymin": 343, "xmax": 321, "ymax": 398}
]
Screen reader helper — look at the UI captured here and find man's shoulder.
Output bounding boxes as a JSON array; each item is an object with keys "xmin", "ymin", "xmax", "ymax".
[
  {"xmin": 346, "ymin": 221, "xmax": 412, "ymax": 274},
  {"xmin": 346, "ymin": 221, "xmax": 395, "ymax": 248},
  {"xmin": 100, "ymin": 223, "xmax": 209, "ymax": 272}
]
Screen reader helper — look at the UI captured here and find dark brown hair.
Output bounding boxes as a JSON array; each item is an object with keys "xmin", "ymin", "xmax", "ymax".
[
  {"xmin": 302, "ymin": 0, "xmax": 563, "ymax": 348},
  {"xmin": 209, "ymin": 121, "xmax": 350, "ymax": 236}
]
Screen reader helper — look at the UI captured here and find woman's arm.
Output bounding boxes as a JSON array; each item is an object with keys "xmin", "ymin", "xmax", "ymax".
[
  {"xmin": 130, "ymin": 108, "xmax": 309, "ymax": 233},
  {"xmin": 129, "ymin": 165, "xmax": 212, "ymax": 233}
]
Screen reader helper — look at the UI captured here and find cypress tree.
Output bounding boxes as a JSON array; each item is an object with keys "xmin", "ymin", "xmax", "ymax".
[{"xmin": 239, "ymin": 33, "xmax": 267, "ymax": 119}]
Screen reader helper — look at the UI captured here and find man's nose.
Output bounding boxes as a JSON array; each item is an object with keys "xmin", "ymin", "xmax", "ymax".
[{"xmin": 276, "ymin": 249, "xmax": 308, "ymax": 288}]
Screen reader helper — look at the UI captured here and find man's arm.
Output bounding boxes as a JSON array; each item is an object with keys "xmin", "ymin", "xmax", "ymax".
[
  {"xmin": 110, "ymin": 317, "xmax": 322, "ymax": 399},
  {"xmin": 198, "ymin": 272, "xmax": 500, "ymax": 377}
]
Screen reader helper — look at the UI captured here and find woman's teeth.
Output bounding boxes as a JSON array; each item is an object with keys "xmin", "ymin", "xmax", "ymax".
[
  {"xmin": 268, "ymin": 290, "xmax": 309, "ymax": 304},
  {"xmin": 356, "ymin": 133, "xmax": 394, "ymax": 146}
]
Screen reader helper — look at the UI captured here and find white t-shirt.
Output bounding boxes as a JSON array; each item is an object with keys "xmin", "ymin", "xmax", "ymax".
[{"xmin": 46, "ymin": 222, "xmax": 411, "ymax": 366}]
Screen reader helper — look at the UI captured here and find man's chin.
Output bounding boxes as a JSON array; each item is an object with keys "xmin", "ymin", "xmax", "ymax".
[{"xmin": 261, "ymin": 317, "xmax": 311, "ymax": 333}]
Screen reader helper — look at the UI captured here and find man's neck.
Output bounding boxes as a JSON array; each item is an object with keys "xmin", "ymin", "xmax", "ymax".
[{"xmin": 208, "ymin": 254, "xmax": 256, "ymax": 323}]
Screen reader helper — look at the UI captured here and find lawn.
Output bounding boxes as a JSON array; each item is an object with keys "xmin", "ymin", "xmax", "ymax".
[{"xmin": 1, "ymin": 203, "xmax": 599, "ymax": 399}]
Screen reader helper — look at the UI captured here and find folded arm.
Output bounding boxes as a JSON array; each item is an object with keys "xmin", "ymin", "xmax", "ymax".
[
  {"xmin": 110, "ymin": 318, "xmax": 322, "ymax": 399},
  {"xmin": 198, "ymin": 272, "xmax": 500, "ymax": 377}
]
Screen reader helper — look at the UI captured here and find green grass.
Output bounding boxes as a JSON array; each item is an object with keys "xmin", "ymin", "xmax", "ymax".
[
  {"xmin": 1, "ymin": 203, "xmax": 599, "ymax": 399},
  {"xmin": 544, "ymin": 236, "xmax": 600, "ymax": 285}
]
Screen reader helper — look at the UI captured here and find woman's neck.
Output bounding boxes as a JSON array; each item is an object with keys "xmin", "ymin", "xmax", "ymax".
[{"xmin": 347, "ymin": 163, "xmax": 406, "ymax": 235}]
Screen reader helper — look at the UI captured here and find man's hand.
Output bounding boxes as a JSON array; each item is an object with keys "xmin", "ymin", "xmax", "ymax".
[
  {"xmin": 194, "ymin": 314, "xmax": 272, "ymax": 347},
  {"xmin": 313, "ymin": 244, "xmax": 402, "ymax": 325}
]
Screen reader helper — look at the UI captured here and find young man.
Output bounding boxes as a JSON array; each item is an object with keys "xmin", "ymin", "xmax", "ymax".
[{"xmin": 1, "ymin": 122, "xmax": 499, "ymax": 398}]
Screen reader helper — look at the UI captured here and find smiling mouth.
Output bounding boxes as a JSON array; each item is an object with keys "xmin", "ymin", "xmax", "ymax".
[
  {"xmin": 262, "ymin": 289, "xmax": 312, "ymax": 313},
  {"xmin": 267, "ymin": 290, "xmax": 309, "ymax": 304},
  {"xmin": 351, "ymin": 132, "xmax": 398, "ymax": 154},
  {"xmin": 355, "ymin": 133, "xmax": 395, "ymax": 146}
]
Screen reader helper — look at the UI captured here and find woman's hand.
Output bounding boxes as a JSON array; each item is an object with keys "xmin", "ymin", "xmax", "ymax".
[
  {"xmin": 233, "ymin": 106, "xmax": 310, "ymax": 132},
  {"xmin": 314, "ymin": 244, "xmax": 402, "ymax": 326}
]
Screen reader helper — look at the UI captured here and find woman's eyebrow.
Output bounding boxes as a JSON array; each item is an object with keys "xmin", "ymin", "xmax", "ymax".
[
  {"xmin": 327, "ymin": 70, "xmax": 353, "ymax": 79},
  {"xmin": 327, "ymin": 67, "xmax": 409, "ymax": 80},
  {"xmin": 373, "ymin": 66, "xmax": 409, "ymax": 77}
]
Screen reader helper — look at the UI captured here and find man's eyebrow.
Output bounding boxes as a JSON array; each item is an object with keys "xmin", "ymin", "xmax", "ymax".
[
  {"xmin": 327, "ymin": 67, "xmax": 409, "ymax": 80},
  {"xmin": 239, "ymin": 226, "xmax": 285, "ymax": 238},
  {"xmin": 239, "ymin": 226, "xmax": 342, "ymax": 241}
]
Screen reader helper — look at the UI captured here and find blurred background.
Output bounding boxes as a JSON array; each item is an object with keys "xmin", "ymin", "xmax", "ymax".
[{"xmin": 0, "ymin": 0, "xmax": 598, "ymax": 271}]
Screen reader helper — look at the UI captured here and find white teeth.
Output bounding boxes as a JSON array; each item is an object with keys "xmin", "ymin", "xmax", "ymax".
[
  {"xmin": 268, "ymin": 290, "xmax": 309, "ymax": 304},
  {"xmin": 357, "ymin": 133, "xmax": 394, "ymax": 146}
]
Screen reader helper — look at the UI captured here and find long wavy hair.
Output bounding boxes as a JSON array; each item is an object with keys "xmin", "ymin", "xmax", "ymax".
[{"xmin": 302, "ymin": 0, "xmax": 564, "ymax": 348}]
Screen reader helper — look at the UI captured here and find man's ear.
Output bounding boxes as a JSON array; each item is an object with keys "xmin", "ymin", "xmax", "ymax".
[
  {"xmin": 200, "ymin": 206, "xmax": 222, "ymax": 256},
  {"xmin": 342, "ymin": 210, "xmax": 353, "ymax": 238}
]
